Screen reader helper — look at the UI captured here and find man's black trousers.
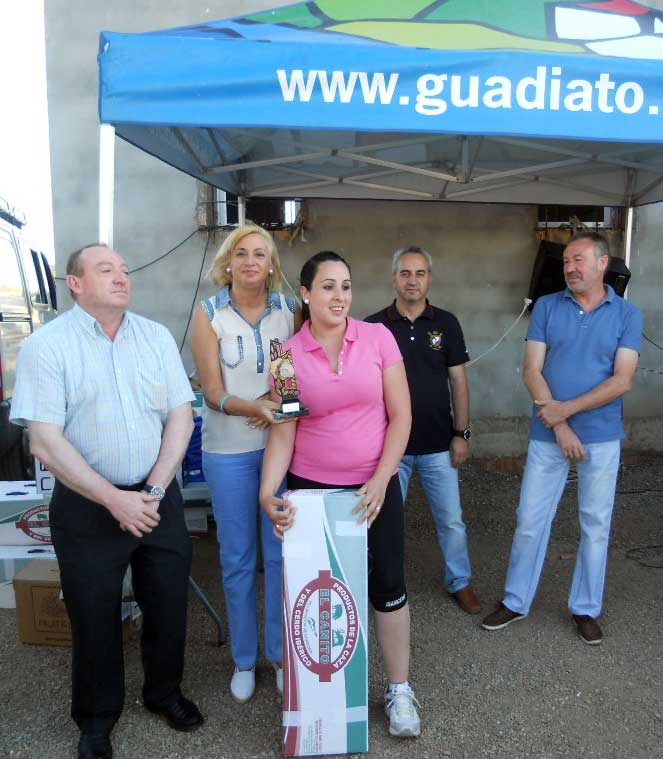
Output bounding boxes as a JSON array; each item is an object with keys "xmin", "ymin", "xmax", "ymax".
[{"xmin": 50, "ymin": 479, "xmax": 192, "ymax": 734}]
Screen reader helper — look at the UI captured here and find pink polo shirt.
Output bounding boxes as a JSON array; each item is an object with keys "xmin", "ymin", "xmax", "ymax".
[{"xmin": 279, "ymin": 317, "xmax": 403, "ymax": 485}]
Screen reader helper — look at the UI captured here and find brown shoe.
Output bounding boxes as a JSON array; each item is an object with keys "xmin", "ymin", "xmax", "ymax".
[
  {"xmin": 451, "ymin": 585, "xmax": 481, "ymax": 614},
  {"xmin": 573, "ymin": 614, "xmax": 603, "ymax": 646},
  {"xmin": 482, "ymin": 602, "xmax": 526, "ymax": 630}
]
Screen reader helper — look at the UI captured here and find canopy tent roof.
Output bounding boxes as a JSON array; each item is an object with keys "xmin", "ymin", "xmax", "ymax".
[{"xmin": 98, "ymin": 0, "xmax": 663, "ymax": 207}]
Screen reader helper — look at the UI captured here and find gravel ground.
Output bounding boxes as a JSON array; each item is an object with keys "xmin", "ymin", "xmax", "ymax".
[{"xmin": 1, "ymin": 457, "xmax": 662, "ymax": 759}]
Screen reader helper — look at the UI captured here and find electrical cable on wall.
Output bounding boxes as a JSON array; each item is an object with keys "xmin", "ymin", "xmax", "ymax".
[
  {"xmin": 465, "ymin": 298, "xmax": 532, "ymax": 367},
  {"xmin": 130, "ymin": 228, "xmax": 202, "ymax": 273},
  {"xmin": 180, "ymin": 231, "xmax": 212, "ymax": 353},
  {"xmin": 638, "ymin": 331, "xmax": 663, "ymax": 377},
  {"xmin": 643, "ymin": 333, "xmax": 663, "ymax": 351},
  {"xmin": 280, "ymin": 270, "xmax": 301, "ymax": 303},
  {"xmin": 53, "ymin": 227, "xmax": 206, "ymax": 282}
]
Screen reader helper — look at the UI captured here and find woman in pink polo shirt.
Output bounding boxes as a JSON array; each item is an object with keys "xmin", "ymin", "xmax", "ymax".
[{"xmin": 259, "ymin": 251, "xmax": 421, "ymax": 739}]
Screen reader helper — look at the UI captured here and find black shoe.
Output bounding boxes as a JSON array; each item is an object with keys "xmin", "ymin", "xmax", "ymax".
[
  {"xmin": 573, "ymin": 614, "xmax": 603, "ymax": 645},
  {"xmin": 78, "ymin": 733, "xmax": 113, "ymax": 759},
  {"xmin": 145, "ymin": 694, "xmax": 204, "ymax": 732}
]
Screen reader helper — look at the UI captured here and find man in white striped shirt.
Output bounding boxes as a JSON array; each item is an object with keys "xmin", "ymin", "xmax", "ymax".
[{"xmin": 11, "ymin": 244, "xmax": 203, "ymax": 759}]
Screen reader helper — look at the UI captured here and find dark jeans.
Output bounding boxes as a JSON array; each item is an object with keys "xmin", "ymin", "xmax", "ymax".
[{"xmin": 50, "ymin": 479, "xmax": 192, "ymax": 734}]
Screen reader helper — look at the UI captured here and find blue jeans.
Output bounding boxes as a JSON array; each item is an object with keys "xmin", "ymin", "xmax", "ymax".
[
  {"xmin": 504, "ymin": 439, "xmax": 620, "ymax": 618},
  {"xmin": 399, "ymin": 452, "xmax": 472, "ymax": 593},
  {"xmin": 203, "ymin": 448, "xmax": 283, "ymax": 668}
]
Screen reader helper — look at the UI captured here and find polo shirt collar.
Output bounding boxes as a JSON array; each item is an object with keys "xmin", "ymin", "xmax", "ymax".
[
  {"xmin": 563, "ymin": 284, "xmax": 615, "ymax": 306},
  {"xmin": 216, "ymin": 285, "xmax": 283, "ymax": 310},
  {"xmin": 387, "ymin": 299, "xmax": 434, "ymax": 321},
  {"xmin": 300, "ymin": 317, "xmax": 358, "ymax": 352}
]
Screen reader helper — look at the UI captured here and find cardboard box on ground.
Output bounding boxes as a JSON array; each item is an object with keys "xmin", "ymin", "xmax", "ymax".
[{"xmin": 13, "ymin": 561, "xmax": 141, "ymax": 647}]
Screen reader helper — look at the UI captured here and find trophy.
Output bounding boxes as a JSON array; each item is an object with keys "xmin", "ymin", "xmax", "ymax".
[{"xmin": 269, "ymin": 339, "xmax": 310, "ymax": 420}]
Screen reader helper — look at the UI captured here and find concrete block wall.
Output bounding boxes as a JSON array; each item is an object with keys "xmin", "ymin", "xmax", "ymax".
[{"xmin": 623, "ymin": 203, "xmax": 663, "ymax": 450}]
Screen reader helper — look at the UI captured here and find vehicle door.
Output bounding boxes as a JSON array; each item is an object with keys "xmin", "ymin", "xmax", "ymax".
[
  {"xmin": 0, "ymin": 226, "xmax": 32, "ymax": 402},
  {"xmin": 17, "ymin": 239, "xmax": 56, "ymax": 326}
]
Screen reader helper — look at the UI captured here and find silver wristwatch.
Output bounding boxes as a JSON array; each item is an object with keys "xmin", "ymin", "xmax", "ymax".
[{"xmin": 143, "ymin": 484, "xmax": 166, "ymax": 500}]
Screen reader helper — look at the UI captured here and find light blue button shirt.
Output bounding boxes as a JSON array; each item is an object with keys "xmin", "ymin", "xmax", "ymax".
[{"xmin": 10, "ymin": 304, "xmax": 194, "ymax": 484}]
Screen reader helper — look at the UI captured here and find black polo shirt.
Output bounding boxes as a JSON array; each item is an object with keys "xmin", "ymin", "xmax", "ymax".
[{"xmin": 366, "ymin": 301, "xmax": 469, "ymax": 455}]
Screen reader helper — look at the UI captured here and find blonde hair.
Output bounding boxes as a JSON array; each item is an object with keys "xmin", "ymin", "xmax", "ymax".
[{"xmin": 208, "ymin": 224, "xmax": 283, "ymax": 291}]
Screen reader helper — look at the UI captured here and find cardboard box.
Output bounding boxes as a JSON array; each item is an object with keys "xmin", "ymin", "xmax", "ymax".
[
  {"xmin": 0, "ymin": 500, "xmax": 51, "ymax": 545},
  {"xmin": 0, "ymin": 546, "xmax": 57, "ymax": 608},
  {"xmin": 13, "ymin": 561, "xmax": 141, "ymax": 646},
  {"xmin": 14, "ymin": 561, "xmax": 71, "ymax": 645},
  {"xmin": 0, "ymin": 481, "xmax": 40, "ymax": 501},
  {"xmin": 283, "ymin": 490, "xmax": 368, "ymax": 757},
  {"xmin": 0, "ymin": 556, "xmax": 34, "ymax": 608}
]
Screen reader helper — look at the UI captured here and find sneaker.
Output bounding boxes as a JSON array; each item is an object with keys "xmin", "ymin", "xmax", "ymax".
[
  {"xmin": 573, "ymin": 614, "xmax": 603, "ymax": 645},
  {"xmin": 230, "ymin": 667, "xmax": 255, "ymax": 703},
  {"xmin": 384, "ymin": 684, "xmax": 421, "ymax": 738},
  {"xmin": 482, "ymin": 602, "xmax": 526, "ymax": 631},
  {"xmin": 273, "ymin": 663, "xmax": 284, "ymax": 696}
]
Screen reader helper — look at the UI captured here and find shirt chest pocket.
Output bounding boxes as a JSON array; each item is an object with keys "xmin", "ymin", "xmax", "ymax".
[
  {"xmin": 137, "ymin": 367, "xmax": 168, "ymax": 413},
  {"xmin": 220, "ymin": 335, "xmax": 245, "ymax": 369},
  {"xmin": 143, "ymin": 382, "xmax": 168, "ymax": 413}
]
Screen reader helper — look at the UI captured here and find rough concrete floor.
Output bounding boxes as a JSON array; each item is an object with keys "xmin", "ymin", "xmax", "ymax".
[{"xmin": 1, "ymin": 458, "xmax": 662, "ymax": 759}]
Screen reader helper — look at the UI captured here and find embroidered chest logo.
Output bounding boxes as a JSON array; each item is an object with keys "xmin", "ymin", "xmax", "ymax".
[{"xmin": 428, "ymin": 331, "xmax": 443, "ymax": 351}]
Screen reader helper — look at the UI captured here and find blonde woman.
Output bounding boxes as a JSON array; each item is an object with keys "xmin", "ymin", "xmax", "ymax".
[{"xmin": 191, "ymin": 224, "xmax": 301, "ymax": 702}]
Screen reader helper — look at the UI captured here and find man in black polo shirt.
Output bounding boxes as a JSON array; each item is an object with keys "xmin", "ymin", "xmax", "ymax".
[{"xmin": 366, "ymin": 245, "xmax": 480, "ymax": 614}]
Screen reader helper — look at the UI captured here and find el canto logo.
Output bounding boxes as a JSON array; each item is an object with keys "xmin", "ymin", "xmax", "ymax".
[
  {"xmin": 15, "ymin": 505, "xmax": 51, "ymax": 543},
  {"xmin": 291, "ymin": 569, "xmax": 358, "ymax": 682}
]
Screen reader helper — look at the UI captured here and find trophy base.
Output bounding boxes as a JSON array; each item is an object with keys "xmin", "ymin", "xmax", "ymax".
[{"xmin": 273, "ymin": 406, "xmax": 310, "ymax": 420}]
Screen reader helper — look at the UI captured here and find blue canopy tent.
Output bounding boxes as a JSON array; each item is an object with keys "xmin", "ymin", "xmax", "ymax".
[{"xmin": 97, "ymin": 0, "xmax": 663, "ymax": 255}]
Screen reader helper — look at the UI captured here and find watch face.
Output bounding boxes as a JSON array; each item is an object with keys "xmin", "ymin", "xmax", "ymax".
[
  {"xmin": 463, "ymin": 429, "xmax": 471, "ymax": 441},
  {"xmin": 146, "ymin": 485, "xmax": 166, "ymax": 500}
]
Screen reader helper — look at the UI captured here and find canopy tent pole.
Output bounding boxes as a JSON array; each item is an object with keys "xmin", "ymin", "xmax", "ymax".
[
  {"xmin": 99, "ymin": 124, "xmax": 116, "ymax": 246},
  {"xmin": 624, "ymin": 206, "xmax": 634, "ymax": 301},
  {"xmin": 238, "ymin": 195, "xmax": 246, "ymax": 226}
]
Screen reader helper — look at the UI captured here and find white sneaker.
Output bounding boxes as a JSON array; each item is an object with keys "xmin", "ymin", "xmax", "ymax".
[
  {"xmin": 273, "ymin": 663, "xmax": 284, "ymax": 696},
  {"xmin": 230, "ymin": 667, "xmax": 255, "ymax": 703},
  {"xmin": 384, "ymin": 684, "xmax": 421, "ymax": 737}
]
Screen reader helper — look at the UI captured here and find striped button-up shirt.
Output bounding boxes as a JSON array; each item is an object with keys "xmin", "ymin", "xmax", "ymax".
[{"xmin": 10, "ymin": 304, "xmax": 194, "ymax": 484}]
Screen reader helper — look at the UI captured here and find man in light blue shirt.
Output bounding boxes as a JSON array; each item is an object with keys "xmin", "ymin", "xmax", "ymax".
[
  {"xmin": 11, "ymin": 243, "xmax": 203, "ymax": 759},
  {"xmin": 482, "ymin": 232, "xmax": 642, "ymax": 646}
]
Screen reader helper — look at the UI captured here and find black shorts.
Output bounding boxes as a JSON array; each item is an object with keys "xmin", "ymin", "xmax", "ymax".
[{"xmin": 287, "ymin": 472, "xmax": 407, "ymax": 613}]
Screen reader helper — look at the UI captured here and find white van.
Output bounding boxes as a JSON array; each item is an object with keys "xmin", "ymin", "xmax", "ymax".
[{"xmin": 0, "ymin": 198, "xmax": 57, "ymax": 479}]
